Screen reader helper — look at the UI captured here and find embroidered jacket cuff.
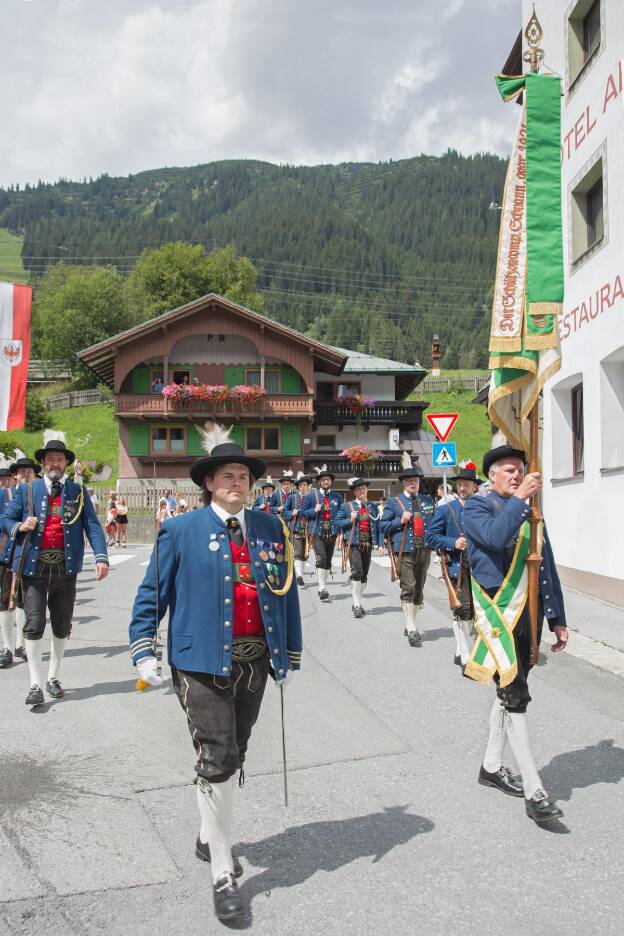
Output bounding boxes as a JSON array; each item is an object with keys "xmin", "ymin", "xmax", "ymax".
[
  {"xmin": 94, "ymin": 554, "xmax": 109, "ymax": 564},
  {"xmin": 10, "ymin": 523, "xmax": 20, "ymax": 540},
  {"xmin": 130, "ymin": 638, "xmax": 156, "ymax": 665},
  {"xmin": 287, "ymin": 648, "xmax": 302, "ymax": 671}
]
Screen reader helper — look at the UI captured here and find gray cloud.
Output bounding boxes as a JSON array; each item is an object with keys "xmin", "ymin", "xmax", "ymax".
[{"xmin": 1, "ymin": 0, "xmax": 520, "ymax": 186}]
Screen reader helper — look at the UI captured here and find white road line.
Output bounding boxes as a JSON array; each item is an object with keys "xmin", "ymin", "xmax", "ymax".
[{"xmin": 107, "ymin": 554, "xmax": 136, "ymax": 567}]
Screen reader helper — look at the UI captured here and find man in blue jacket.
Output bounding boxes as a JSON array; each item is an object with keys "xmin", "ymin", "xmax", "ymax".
[
  {"xmin": 283, "ymin": 472, "xmax": 311, "ymax": 586},
  {"xmin": 379, "ymin": 459, "xmax": 435, "ymax": 647},
  {"xmin": 302, "ymin": 468, "xmax": 343, "ymax": 600},
  {"xmin": 336, "ymin": 477, "xmax": 381, "ymax": 618},
  {"xmin": 426, "ymin": 460, "xmax": 480, "ymax": 670},
  {"xmin": 0, "ymin": 437, "xmax": 108, "ymax": 705},
  {"xmin": 463, "ymin": 443, "xmax": 568, "ymax": 825},
  {"xmin": 252, "ymin": 478, "xmax": 275, "ymax": 512},
  {"xmin": 129, "ymin": 423, "xmax": 302, "ymax": 923},
  {"xmin": 271, "ymin": 470, "xmax": 293, "ymax": 516},
  {"xmin": 0, "ymin": 459, "xmax": 17, "ymax": 667}
]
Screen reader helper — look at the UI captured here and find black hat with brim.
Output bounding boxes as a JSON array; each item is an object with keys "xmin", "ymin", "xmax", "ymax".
[
  {"xmin": 11, "ymin": 456, "xmax": 42, "ymax": 474},
  {"xmin": 0, "ymin": 468, "xmax": 12, "ymax": 477},
  {"xmin": 295, "ymin": 475, "xmax": 311, "ymax": 486},
  {"xmin": 348, "ymin": 477, "xmax": 369, "ymax": 490},
  {"xmin": 261, "ymin": 479, "xmax": 276, "ymax": 490},
  {"xmin": 398, "ymin": 463, "xmax": 424, "ymax": 480},
  {"xmin": 315, "ymin": 470, "xmax": 336, "ymax": 482},
  {"xmin": 482, "ymin": 444, "xmax": 526, "ymax": 478},
  {"xmin": 455, "ymin": 466, "xmax": 482, "ymax": 484},
  {"xmin": 34, "ymin": 440, "xmax": 76, "ymax": 465},
  {"xmin": 189, "ymin": 443, "xmax": 266, "ymax": 488}
]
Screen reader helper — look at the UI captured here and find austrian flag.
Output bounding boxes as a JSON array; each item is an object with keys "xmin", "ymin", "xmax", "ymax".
[{"xmin": 0, "ymin": 282, "xmax": 32, "ymax": 431}]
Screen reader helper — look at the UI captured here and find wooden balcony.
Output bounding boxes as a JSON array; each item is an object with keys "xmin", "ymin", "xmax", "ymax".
[
  {"xmin": 314, "ymin": 400, "xmax": 426, "ymax": 428},
  {"xmin": 305, "ymin": 450, "xmax": 406, "ymax": 477},
  {"xmin": 115, "ymin": 393, "xmax": 314, "ymax": 420}
]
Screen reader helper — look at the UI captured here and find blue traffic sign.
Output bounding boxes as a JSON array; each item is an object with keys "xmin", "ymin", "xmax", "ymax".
[{"xmin": 432, "ymin": 441, "xmax": 457, "ymax": 468}]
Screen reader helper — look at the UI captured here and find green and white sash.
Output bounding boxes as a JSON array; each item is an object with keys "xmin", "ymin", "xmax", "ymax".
[{"xmin": 465, "ymin": 521, "xmax": 543, "ymax": 687}]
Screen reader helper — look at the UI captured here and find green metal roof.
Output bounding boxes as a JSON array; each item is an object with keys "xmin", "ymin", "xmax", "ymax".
[{"xmin": 333, "ymin": 347, "xmax": 427, "ymax": 375}]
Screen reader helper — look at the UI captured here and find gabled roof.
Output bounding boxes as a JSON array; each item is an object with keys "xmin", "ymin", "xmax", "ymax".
[
  {"xmin": 78, "ymin": 293, "xmax": 347, "ymax": 385},
  {"xmin": 334, "ymin": 347, "xmax": 427, "ymax": 399}
]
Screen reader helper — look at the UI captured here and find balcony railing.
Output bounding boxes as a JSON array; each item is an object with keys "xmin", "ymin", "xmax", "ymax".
[
  {"xmin": 115, "ymin": 393, "xmax": 314, "ymax": 419},
  {"xmin": 314, "ymin": 401, "xmax": 425, "ymax": 427},
  {"xmin": 305, "ymin": 450, "xmax": 405, "ymax": 477}
]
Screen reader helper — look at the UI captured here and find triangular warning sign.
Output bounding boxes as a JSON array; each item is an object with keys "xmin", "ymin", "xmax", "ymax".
[{"xmin": 426, "ymin": 413, "xmax": 459, "ymax": 442}]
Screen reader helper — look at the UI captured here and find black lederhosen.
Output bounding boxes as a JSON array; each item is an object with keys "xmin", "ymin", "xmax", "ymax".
[
  {"xmin": 313, "ymin": 521, "xmax": 336, "ymax": 570},
  {"xmin": 292, "ymin": 532, "xmax": 307, "ymax": 561},
  {"xmin": 398, "ymin": 549, "xmax": 432, "ymax": 605},
  {"xmin": 487, "ymin": 589, "xmax": 544, "ymax": 714},
  {"xmin": 349, "ymin": 534, "xmax": 373, "ymax": 584},
  {"xmin": 172, "ymin": 654, "xmax": 270, "ymax": 783},
  {"xmin": 0, "ymin": 564, "xmax": 12, "ymax": 612},
  {"xmin": 451, "ymin": 557, "xmax": 473, "ymax": 622},
  {"xmin": 22, "ymin": 552, "xmax": 76, "ymax": 640}
]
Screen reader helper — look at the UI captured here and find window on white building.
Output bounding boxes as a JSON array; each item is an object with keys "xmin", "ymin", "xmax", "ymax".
[
  {"xmin": 600, "ymin": 349, "xmax": 624, "ymax": 471},
  {"xmin": 570, "ymin": 157, "xmax": 604, "ymax": 265},
  {"xmin": 571, "ymin": 383, "xmax": 584, "ymax": 476},
  {"xmin": 567, "ymin": 0, "xmax": 603, "ymax": 89},
  {"xmin": 551, "ymin": 374, "xmax": 584, "ymax": 481}
]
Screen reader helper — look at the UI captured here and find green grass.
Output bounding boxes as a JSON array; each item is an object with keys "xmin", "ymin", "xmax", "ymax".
[
  {"xmin": 0, "ymin": 229, "xmax": 28, "ymax": 285},
  {"xmin": 0, "ymin": 403, "xmax": 119, "ymax": 477},
  {"xmin": 412, "ymin": 389, "xmax": 492, "ymax": 472}
]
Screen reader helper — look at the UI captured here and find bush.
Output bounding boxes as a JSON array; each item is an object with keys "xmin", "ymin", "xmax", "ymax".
[{"xmin": 24, "ymin": 392, "xmax": 51, "ymax": 433}]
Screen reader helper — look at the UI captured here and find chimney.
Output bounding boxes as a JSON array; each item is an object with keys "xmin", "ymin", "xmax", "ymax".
[{"xmin": 431, "ymin": 334, "xmax": 441, "ymax": 377}]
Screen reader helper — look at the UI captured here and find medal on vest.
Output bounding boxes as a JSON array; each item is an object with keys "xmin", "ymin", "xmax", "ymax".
[{"xmin": 209, "ymin": 541, "xmax": 220, "ymax": 551}]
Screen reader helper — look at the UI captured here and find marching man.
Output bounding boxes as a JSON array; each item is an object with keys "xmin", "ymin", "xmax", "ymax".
[
  {"xmin": 0, "ymin": 434, "xmax": 108, "ymax": 705},
  {"xmin": 129, "ymin": 421, "xmax": 301, "ymax": 923},
  {"xmin": 302, "ymin": 466, "xmax": 343, "ymax": 601},
  {"xmin": 426, "ymin": 460, "xmax": 480, "ymax": 671},
  {"xmin": 0, "ymin": 456, "xmax": 19, "ymax": 667},
  {"xmin": 252, "ymin": 477, "xmax": 275, "ymax": 511},
  {"xmin": 271, "ymin": 469, "xmax": 293, "ymax": 515},
  {"xmin": 379, "ymin": 454, "xmax": 436, "ymax": 646},
  {"xmin": 283, "ymin": 472, "xmax": 311, "ymax": 586},
  {"xmin": 336, "ymin": 477, "xmax": 382, "ymax": 618},
  {"xmin": 463, "ymin": 443, "xmax": 568, "ymax": 824}
]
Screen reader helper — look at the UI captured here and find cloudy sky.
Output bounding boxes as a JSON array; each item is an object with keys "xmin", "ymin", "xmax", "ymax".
[{"xmin": 2, "ymin": 0, "xmax": 520, "ymax": 187}]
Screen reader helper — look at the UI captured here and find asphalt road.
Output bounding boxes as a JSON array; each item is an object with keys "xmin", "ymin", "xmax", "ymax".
[{"xmin": 1, "ymin": 545, "xmax": 623, "ymax": 936}]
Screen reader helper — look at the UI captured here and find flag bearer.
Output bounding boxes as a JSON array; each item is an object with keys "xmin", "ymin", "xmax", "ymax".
[
  {"xmin": 283, "ymin": 472, "xmax": 311, "ymax": 586},
  {"xmin": 463, "ymin": 443, "xmax": 568, "ymax": 825},
  {"xmin": 336, "ymin": 477, "xmax": 381, "ymax": 618},
  {"xmin": 302, "ymin": 467, "xmax": 343, "ymax": 600},
  {"xmin": 129, "ymin": 421, "xmax": 301, "ymax": 923}
]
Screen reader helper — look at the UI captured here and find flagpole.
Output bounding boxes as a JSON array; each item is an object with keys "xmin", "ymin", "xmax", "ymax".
[{"xmin": 524, "ymin": 8, "xmax": 544, "ymax": 667}]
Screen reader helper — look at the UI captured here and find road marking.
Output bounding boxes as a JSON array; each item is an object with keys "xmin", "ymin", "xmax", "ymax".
[{"xmin": 108, "ymin": 554, "xmax": 136, "ymax": 567}]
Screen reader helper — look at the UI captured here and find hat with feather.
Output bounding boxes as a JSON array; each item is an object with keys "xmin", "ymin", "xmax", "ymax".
[
  {"xmin": 189, "ymin": 420, "xmax": 267, "ymax": 488},
  {"xmin": 261, "ymin": 475, "xmax": 276, "ymax": 491},
  {"xmin": 35, "ymin": 430, "xmax": 75, "ymax": 465},
  {"xmin": 0, "ymin": 453, "xmax": 13, "ymax": 478},
  {"xmin": 279, "ymin": 469, "xmax": 295, "ymax": 483},
  {"xmin": 348, "ymin": 476, "xmax": 369, "ymax": 490},
  {"xmin": 9, "ymin": 447, "xmax": 40, "ymax": 475},
  {"xmin": 313, "ymin": 463, "xmax": 335, "ymax": 482},
  {"xmin": 397, "ymin": 450, "xmax": 423, "ymax": 480},
  {"xmin": 295, "ymin": 471, "xmax": 311, "ymax": 486},
  {"xmin": 455, "ymin": 459, "xmax": 482, "ymax": 483}
]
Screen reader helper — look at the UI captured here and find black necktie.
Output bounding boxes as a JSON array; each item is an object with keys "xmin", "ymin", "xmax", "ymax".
[
  {"xmin": 51, "ymin": 481, "xmax": 62, "ymax": 499},
  {"xmin": 226, "ymin": 517, "xmax": 244, "ymax": 547},
  {"xmin": 410, "ymin": 495, "xmax": 418, "ymax": 513}
]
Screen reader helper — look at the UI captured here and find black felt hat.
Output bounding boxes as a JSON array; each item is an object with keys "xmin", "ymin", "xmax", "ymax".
[
  {"xmin": 398, "ymin": 462, "xmax": 424, "ymax": 480},
  {"xmin": 482, "ymin": 444, "xmax": 526, "ymax": 478},
  {"xmin": 314, "ymin": 468, "xmax": 335, "ymax": 482},
  {"xmin": 0, "ymin": 467, "xmax": 12, "ymax": 477},
  {"xmin": 34, "ymin": 439, "xmax": 75, "ymax": 465},
  {"xmin": 189, "ymin": 443, "xmax": 266, "ymax": 488},
  {"xmin": 455, "ymin": 461, "xmax": 482, "ymax": 483},
  {"xmin": 261, "ymin": 478, "xmax": 276, "ymax": 490},
  {"xmin": 295, "ymin": 474, "xmax": 311, "ymax": 486},
  {"xmin": 348, "ymin": 476, "xmax": 369, "ymax": 490},
  {"xmin": 10, "ymin": 457, "xmax": 41, "ymax": 475}
]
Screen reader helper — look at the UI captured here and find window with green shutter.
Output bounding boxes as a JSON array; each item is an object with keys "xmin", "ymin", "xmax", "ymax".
[
  {"xmin": 281, "ymin": 367, "xmax": 303, "ymax": 394},
  {"xmin": 128, "ymin": 425, "xmax": 150, "ymax": 456},
  {"xmin": 224, "ymin": 366, "xmax": 245, "ymax": 387},
  {"xmin": 187, "ymin": 425, "xmax": 205, "ymax": 456},
  {"xmin": 131, "ymin": 367, "xmax": 151, "ymax": 394},
  {"xmin": 230, "ymin": 425, "xmax": 244, "ymax": 446},
  {"xmin": 281, "ymin": 425, "xmax": 301, "ymax": 456}
]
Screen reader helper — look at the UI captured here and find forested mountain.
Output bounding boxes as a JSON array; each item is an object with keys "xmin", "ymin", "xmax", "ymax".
[{"xmin": 0, "ymin": 153, "xmax": 507, "ymax": 367}]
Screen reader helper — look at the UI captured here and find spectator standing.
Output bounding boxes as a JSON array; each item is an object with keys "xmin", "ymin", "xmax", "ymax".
[
  {"xmin": 165, "ymin": 489, "xmax": 176, "ymax": 513},
  {"xmin": 116, "ymin": 496, "xmax": 129, "ymax": 547},
  {"xmin": 152, "ymin": 375, "xmax": 164, "ymax": 394},
  {"xmin": 156, "ymin": 498, "xmax": 170, "ymax": 528}
]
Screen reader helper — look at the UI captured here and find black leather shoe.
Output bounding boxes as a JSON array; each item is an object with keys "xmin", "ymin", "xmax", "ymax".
[
  {"xmin": 196, "ymin": 837, "xmax": 243, "ymax": 878},
  {"xmin": 26, "ymin": 684, "xmax": 44, "ymax": 706},
  {"xmin": 353, "ymin": 606, "xmax": 364, "ymax": 619},
  {"xmin": 525, "ymin": 791, "xmax": 563, "ymax": 823},
  {"xmin": 213, "ymin": 873, "xmax": 245, "ymax": 922},
  {"xmin": 407, "ymin": 631, "xmax": 422, "ymax": 648},
  {"xmin": 478, "ymin": 765, "xmax": 524, "ymax": 797},
  {"xmin": 296, "ymin": 576, "xmax": 305, "ymax": 586},
  {"xmin": 454, "ymin": 654, "xmax": 461, "ymax": 666},
  {"xmin": 14, "ymin": 646, "xmax": 27, "ymax": 660},
  {"xmin": 318, "ymin": 589, "xmax": 330, "ymax": 600},
  {"xmin": 46, "ymin": 679, "xmax": 64, "ymax": 699},
  {"xmin": 0, "ymin": 648, "xmax": 13, "ymax": 668}
]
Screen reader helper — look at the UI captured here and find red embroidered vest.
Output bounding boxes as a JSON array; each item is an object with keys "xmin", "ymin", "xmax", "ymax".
[
  {"xmin": 41, "ymin": 494, "xmax": 64, "ymax": 550},
  {"xmin": 231, "ymin": 539, "xmax": 263, "ymax": 638}
]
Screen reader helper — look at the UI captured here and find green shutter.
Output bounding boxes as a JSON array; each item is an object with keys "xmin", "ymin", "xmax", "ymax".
[
  {"xmin": 281, "ymin": 425, "xmax": 301, "ymax": 456},
  {"xmin": 128, "ymin": 425, "xmax": 150, "ymax": 456},
  {"xmin": 131, "ymin": 367, "xmax": 151, "ymax": 393},
  {"xmin": 281, "ymin": 367, "xmax": 303, "ymax": 394},
  {"xmin": 230, "ymin": 424, "xmax": 244, "ymax": 446},
  {"xmin": 187, "ymin": 425, "xmax": 204, "ymax": 456},
  {"xmin": 225, "ymin": 366, "xmax": 245, "ymax": 388}
]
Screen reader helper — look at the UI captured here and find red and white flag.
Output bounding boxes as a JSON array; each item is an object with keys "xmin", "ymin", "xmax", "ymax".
[{"xmin": 0, "ymin": 282, "xmax": 32, "ymax": 431}]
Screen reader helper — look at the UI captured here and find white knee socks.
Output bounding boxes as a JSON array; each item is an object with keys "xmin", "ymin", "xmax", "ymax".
[
  {"xmin": 351, "ymin": 580, "xmax": 362, "ymax": 609},
  {"xmin": 401, "ymin": 601, "xmax": 417, "ymax": 634},
  {"xmin": 0, "ymin": 610, "xmax": 12, "ymax": 651},
  {"xmin": 15, "ymin": 608, "xmax": 26, "ymax": 649},
  {"xmin": 197, "ymin": 777, "xmax": 235, "ymax": 883},
  {"xmin": 457, "ymin": 619, "xmax": 472, "ymax": 665},
  {"xmin": 24, "ymin": 638, "xmax": 44, "ymax": 688},
  {"xmin": 482, "ymin": 698, "xmax": 506, "ymax": 773},
  {"xmin": 294, "ymin": 559, "xmax": 304, "ymax": 578},
  {"xmin": 506, "ymin": 712, "xmax": 544, "ymax": 800},
  {"xmin": 48, "ymin": 636, "xmax": 68, "ymax": 681},
  {"xmin": 318, "ymin": 568, "xmax": 328, "ymax": 591}
]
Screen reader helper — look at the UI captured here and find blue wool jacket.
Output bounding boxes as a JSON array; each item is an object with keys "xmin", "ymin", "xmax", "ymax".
[
  {"xmin": 0, "ymin": 487, "xmax": 16, "ymax": 565},
  {"xmin": 379, "ymin": 491, "xmax": 436, "ymax": 552},
  {"xmin": 270, "ymin": 488, "xmax": 292, "ymax": 516},
  {"xmin": 282, "ymin": 492, "xmax": 309, "ymax": 535},
  {"xmin": 462, "ymin": 491, "xmax": 565, "ymax": 630},
  {"xmin": 252, "ymin": 494, "xmax": 273, "ymax": 512},
  {"xmin": 336, "ymin": 499, "xmax": 381, "ymax": 547},
  {"xmin": 129, "ymin": 505, "xmax": 302, "ymax": 678},
  {"xmin": 301, "ymin": 488, "xmax": 344, "ymax": 537},
  {"xmin": 425, "ymin": 498, "xmax": 469, "ymax": 579},
  {"xmin": 0, "ymin": 478, "xmax": 108, "ymax": 575}
]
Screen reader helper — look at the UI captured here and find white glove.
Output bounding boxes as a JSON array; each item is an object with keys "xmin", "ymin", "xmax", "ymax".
[
  {"xmin": 137, "ymin": 656, "xmax": 164, "ymax": 687},
  {"xmin": 276, "ymin": 669, "xmax": 294, "ymax": 689}
]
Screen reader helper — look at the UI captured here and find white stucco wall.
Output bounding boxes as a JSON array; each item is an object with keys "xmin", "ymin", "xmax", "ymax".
[
  {"xmin": 314, "ymin": 371, "xmax": 397, "ymax": 400},
  {"xmin": 523, "ymin": 0, "xmax": 624, "ymax": 580}
]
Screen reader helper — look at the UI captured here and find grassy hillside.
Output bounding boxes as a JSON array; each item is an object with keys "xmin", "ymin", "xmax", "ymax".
[
  {"xmin": 415, "ymin": 389, "xmax": 492, "ymax": 473},
  {"xmin": 1, "ymin": 403, "xmax": 118, "ymax": 476},
  {"xmin": 0, "ymin": 229, "xmax": 28, "ymax": 284}
]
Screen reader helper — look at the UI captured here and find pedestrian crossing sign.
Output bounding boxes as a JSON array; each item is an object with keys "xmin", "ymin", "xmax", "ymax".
[{"xmin": 432, "ymin": 442, "xmax": 457, "ymax": 467}]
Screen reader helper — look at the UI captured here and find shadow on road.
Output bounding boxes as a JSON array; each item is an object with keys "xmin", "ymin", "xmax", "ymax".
[
  {"xmin": 228, "ymin": 806, "xmax": 433, "ymax": 926},
  {"xmin": 65, "ymin": 644, "xmax": 129, "ymax": 659},
  {"xmin": 421, "ymin": 627, "xmax": 453, "ymax": 642},
  {"xmin": 541, "ymin": 738, "xmax": 624, "ymax": 802}
]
